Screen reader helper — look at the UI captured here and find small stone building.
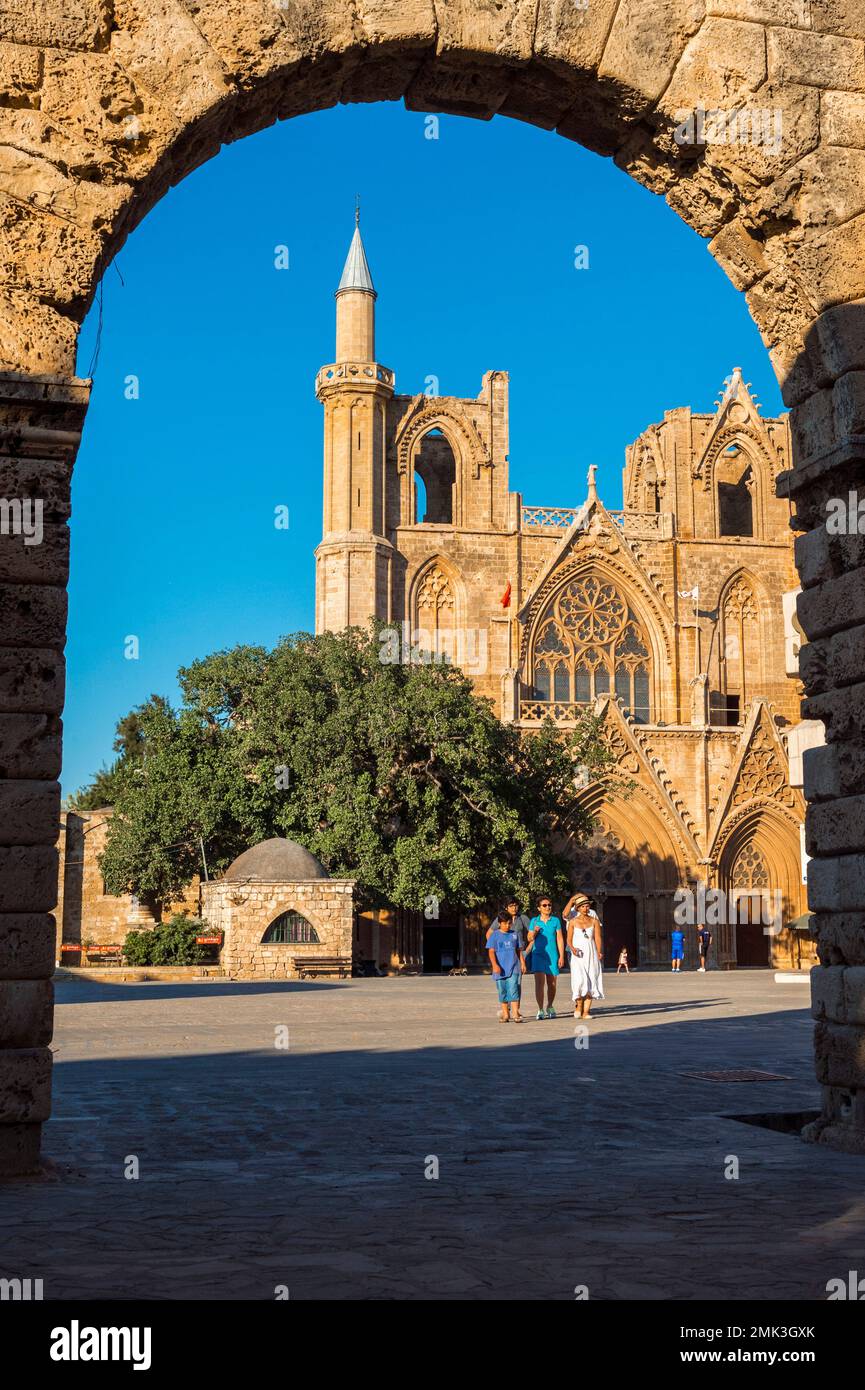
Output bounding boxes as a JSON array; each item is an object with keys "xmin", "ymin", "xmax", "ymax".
[{"xmin": 200, "ymin": 838, "xmax": 354, "ymax": 980}]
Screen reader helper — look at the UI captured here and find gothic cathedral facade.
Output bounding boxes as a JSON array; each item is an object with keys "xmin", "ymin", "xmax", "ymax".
[{"xmin": 316, "ymin": 221, "xmax": 817, "ymax": 972}]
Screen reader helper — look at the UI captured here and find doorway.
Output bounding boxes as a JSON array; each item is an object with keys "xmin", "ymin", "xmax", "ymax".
[
  {"xmin": 735, "ymin": 899, "xmax": 771, "ymax": 968},
  {"xmin": 422, "ymin": 921, "xmax": 461, "ymax": 974},
  {"xmin": 601, "ymin": 897, "xmax": 638, "ymax": 969}
]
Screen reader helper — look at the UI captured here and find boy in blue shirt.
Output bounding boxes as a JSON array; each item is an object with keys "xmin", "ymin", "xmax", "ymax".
[
  {"xmin": 671, "ymin": 926, "xmax": 685, "ymax": 972},
  {"xmin": 487, "ymin": 910, "xmax": 525, "ymax": 1023}
]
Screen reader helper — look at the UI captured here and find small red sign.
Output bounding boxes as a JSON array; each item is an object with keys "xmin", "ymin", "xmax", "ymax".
[{"xmin": 196, "ymin": 936, "xmax": 223, "ymax": 945}]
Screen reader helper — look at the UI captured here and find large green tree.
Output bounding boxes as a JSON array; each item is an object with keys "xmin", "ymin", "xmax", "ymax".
[{"xmin": 94, "ymin": 627, "xmax": 623, "ymax": 912}]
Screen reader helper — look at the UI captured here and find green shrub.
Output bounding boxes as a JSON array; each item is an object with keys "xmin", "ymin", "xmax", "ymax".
[{"xmin": 123, "ymin": 914, "xmax": 210, "ymax": 967}]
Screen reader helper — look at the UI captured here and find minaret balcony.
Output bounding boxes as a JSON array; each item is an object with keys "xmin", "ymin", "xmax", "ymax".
[{"xmin": 316, "ymin": 361, "xmax": 394, "ymax": 396}]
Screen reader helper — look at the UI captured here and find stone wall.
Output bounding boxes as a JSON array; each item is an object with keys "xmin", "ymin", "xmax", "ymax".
[
  {"xmin": 201, "ymin": 879, "xmax": 354, "ymax": 979},
  {"xmin": 55, "ymin": 808, "xmax": 202, "ymax": 961}
]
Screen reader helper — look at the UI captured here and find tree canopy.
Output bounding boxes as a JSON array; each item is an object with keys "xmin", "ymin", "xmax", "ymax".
[{"xmin": 88, "ymin": 627, "xmax": 623, "ymax": 913}]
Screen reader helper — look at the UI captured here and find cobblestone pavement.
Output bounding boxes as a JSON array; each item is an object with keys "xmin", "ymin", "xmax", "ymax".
[{"xmin": 1, "ymin": 970, "xmax": 863, "ymax": 1301}]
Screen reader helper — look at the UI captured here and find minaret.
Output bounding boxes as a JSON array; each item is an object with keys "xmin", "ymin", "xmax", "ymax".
[{"xmin": 314, "ymin": 210, "xmax": 395, "ymax": 634}]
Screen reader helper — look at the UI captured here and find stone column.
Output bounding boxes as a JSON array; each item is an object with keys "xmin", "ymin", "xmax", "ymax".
[
  {"xmin": 782, "ymin": 319, "xmax": 865, "ymax": 1153},
  {"xmin": 0, "ymin": 372, "xmax": 89, "ymax": 1176}
]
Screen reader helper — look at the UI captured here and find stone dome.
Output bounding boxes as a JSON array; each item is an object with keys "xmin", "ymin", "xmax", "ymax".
[{"xmin": 223, "ymin": 837, "xmax": 330, "ymax": 882}]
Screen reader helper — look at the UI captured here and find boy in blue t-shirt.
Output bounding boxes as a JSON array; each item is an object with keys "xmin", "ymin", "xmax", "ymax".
[
  {"xmin": 671, "ymin": 926, "xmax": 685, "ymax": 972},
  {"xmin": 487, "ymin": 911, "xmax": 525, "ymax": 1023}
]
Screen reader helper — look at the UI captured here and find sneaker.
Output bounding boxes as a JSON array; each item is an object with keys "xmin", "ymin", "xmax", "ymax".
[
  {"xmin": 545, "ymin": 1006, "xmax": 556, "ymax": 1019},
  {"xmin": 698, "ymin": 966, "xmax": 705, "ymax": 973},
  {"xmin": 536, "ymin": 1010, "xmax": 545, "ymax": 1021}
]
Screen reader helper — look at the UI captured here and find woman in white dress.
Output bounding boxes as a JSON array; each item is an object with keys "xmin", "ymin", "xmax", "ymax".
[{"xmin": 568, "ymin": 898, "xmax": 604, "ymax": 1018}]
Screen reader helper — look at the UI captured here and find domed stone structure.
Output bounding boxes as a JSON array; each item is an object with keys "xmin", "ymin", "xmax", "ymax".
[
  {"xmin": 201, "ymin": 837, "xmax": 354, "ymax": 982},
  {"xmin": 224, "ymin": 838, "xmax": 329, "ymax": 883}
]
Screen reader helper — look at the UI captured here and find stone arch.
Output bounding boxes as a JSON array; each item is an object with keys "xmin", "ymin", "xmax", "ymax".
[
  {"xmin": 715, "ymin": 804, "xmax": 805, "ymax": 968},
  {"xmin": 395, "ymin": 409, "xmax": 481, "ymax": 526},
  {"xmin": 2, "ymin": 0, "xmax": 865, "ymax": 1167},
  {"xmin": 0, "ymin": 5, "xmax": 852, "ymax": 383}
]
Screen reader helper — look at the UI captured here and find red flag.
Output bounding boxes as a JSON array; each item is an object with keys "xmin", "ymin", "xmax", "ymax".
[{"xmin": 501, "ymin": 580, "xmax": 512, "ymax": 608}]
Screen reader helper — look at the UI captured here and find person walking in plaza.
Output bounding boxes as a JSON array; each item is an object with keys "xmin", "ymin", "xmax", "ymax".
[
  {"xmin": 568, "ymin": 898, "xmax": 604, "ymax": 1018},
  {"xmin": 527, "ymin": 896, "xmax": 565, "ymax": 1020},
  {"xmin": 487, "ymin": 910, "xmax": 525, "ymax": 1023},
  {"xmin": 617, "ymin": 946, "xmax": 630, "ymax": 974},
  {"xmin": 485, "ymin": 899, "xmax": 530, "ymax": 956},
  {"xmin": 671, "ymin": 924, "xmax": 685, "ymax": 972},
  {"xmin": 698, "ymin": 924, "xmax": 712, "ymax": 972}
]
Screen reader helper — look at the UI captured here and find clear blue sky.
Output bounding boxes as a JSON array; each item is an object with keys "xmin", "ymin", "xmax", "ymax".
[{"xmin": 66, "ymin": 100, "xmax": 784, "ymax": 798}]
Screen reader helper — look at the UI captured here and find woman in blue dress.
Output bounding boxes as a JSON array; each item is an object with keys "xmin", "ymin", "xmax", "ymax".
[{"xmin": 527, "ymin": 896, "xmax": 566, "ymax": 1020}]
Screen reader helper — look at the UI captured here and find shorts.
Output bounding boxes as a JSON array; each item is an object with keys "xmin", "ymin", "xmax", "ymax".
[
  {"xmin": 495, "ymin": 973, "xmax": 521, "ymax": 1003},
  {"xmin": 671, "ymin": 947, "xmax": 684, "ymax": 961}
]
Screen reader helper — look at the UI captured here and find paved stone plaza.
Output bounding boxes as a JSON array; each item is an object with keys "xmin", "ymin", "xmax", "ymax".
[{"xmin": 1, "ymin": 970, "xmax": 863, "ymax": 1301}]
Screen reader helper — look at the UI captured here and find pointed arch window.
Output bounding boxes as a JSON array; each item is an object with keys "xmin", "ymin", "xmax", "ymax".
[
  {"xmin": 415, "ymin": 562, "xmax": 457, "ymax": 662},
  {"xmin": 529, "ymin": 575, "xmax": 652, "ymax": 722},
  {"xmin": 413, "ymin": 428, "xmax": 456, "ymax": 525},
  {"xmin": 717, "ymin": 446, "xmax": 755, "ymax": 537},
  {"xmin": 712, "ymin": 576, "xmax": 758, "ymax": 726}
]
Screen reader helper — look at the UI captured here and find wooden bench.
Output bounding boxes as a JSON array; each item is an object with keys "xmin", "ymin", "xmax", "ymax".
[
  {"xmin": 82, "ymin": 944, "xmax": 124, "ymax": 966},
  {"xmin": 292, "ymin": 955, "xmax": 350, "ymax": 980}
]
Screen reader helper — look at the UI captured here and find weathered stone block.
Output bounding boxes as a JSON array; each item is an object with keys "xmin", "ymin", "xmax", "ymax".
[
  {"xmin": 814, "ymin": 909, "xmax": 865, "ymax": 965},
  {"xmin": 815, "ymin": 298, "xmax": 865, "ymax": 380},
  {"xmin": 0, "ymin": 780, "xmax": 59, "ymax": 845},
  {"xmin": 798, "ymin": 571, "xmax": 865, "ymax": 641},
  {"xmin": 843, "ymin": 966, "xmax": 865, "ymax": 1025},
  {"xmin": 0, "ymin": 526, "xmax": 70, "ymax": 587},
  {"xmin": 803, "ymin": 742, "xmax": 840, "ymax": 801},
  {"xmin": 814, "ymin": 1018, "xmax": 865, "ymax": 1088},
  {"xmin": 807, "ymin": 794, "xmax": 865, "ymax": 856},
  {"xmin": 808, "ymin": 852, "xmax": 865, "ymax": 912},
  {"xmin": 822, "ymin": 90, "xmax": 865, "ymax": 147},
  {"xmin": 0, "ymin": 1045, "xmax": 51, "ymax": 1122},
  {"xmin": 768, "ymin": 26, "xmax": 865, "ymax": 90},
  {"xmin": 811, "ymin": 963, "xmax": 845, "ymax": 1021},
  {"xmin": 0, "ymin": 0, "xmax": 109, "ymax": 51},
  {"xmin": 534, "ymin": 0, "xmax": 621, "ymax": 75},
  {"xmin": 0, "ymin": 1120, "xmax": 41, "ymax": 1176},
  {"xmin": 0, "ymin": 713, "xmax": 62, "ymax": 780},
  {"xmin": 0, "ymin": 914, "xmax": 55, "ymax": 979},
  {"xmin": 0, "ymin": 586, "xmax": 67, "ymax": 649},
  {"xmin": 0, "ymin": 978, "xmax": 52, "ymax": 1046},
  {"xmin": 0, "ymin": 648, "xmax": 64, "ymax": 714},
  {"xmin": 599, "ymin": 0, "xmax": 705, "ymax": 112},
  {"xmin": 0, "ymin": 845, "xmax": 57, "ymax": 912},
  {"xmin": 805, "ymin": 681, "xmax": 865, "ymax": 741}
]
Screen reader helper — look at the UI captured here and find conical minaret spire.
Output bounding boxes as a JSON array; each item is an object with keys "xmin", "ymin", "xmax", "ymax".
[
  {"xmin": 337, "ymin": 205, "xmax": 376, "ymax": 297},
  {"xmin": 334, "ymin": 207, "xmax": 377, "ymax": 360}
]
